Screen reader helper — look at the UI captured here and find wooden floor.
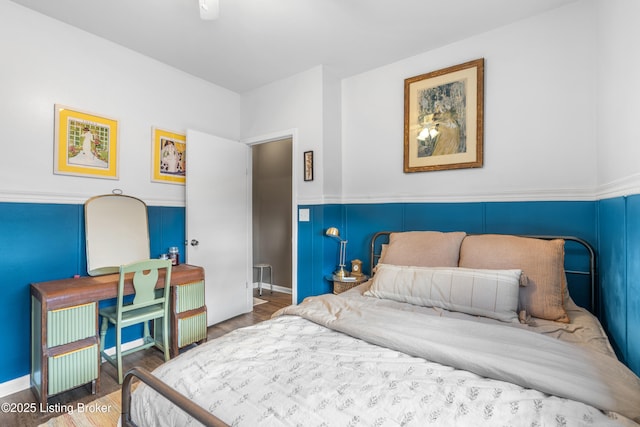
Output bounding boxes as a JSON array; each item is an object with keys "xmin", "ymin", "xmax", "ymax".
[{"xmin": 1, "ymin": 290, "xmax": 292, "ymax": 427}]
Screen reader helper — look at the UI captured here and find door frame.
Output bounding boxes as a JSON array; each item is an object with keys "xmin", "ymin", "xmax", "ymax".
[{"xmin": 242, "ymin": 128, "xmax": 298, "ymax": 305}]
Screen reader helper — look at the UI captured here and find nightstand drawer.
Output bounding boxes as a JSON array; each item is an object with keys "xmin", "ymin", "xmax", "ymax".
[
  {"xmin": 47, "ymin": 303, "xmax": 96, "ymax": 347},
  {"xmin": 48, "ymin": 344, "xmax": 98, "ymax": 395}
]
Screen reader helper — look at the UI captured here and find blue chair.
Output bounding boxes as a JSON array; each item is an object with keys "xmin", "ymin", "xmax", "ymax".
[{"xmin": 99, "ymin": 259, "xmax": 172, "ymax": 384}]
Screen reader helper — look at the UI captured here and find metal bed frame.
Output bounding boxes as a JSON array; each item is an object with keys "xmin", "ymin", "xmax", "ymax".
[{"xmin": 121, "ymin": 366, "xmax": 227, "ymax": 427}]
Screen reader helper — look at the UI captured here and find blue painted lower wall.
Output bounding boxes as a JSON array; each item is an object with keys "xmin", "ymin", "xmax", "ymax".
[
  {"xmin": 0, "ymin": 202, "xmax": 185, "ymax": 384},
  {"xmin": 297, "ymin": 201, "xmax": 598, "ymax": 303},
  {"xmin": 598, "ymin": 196, "xmax": 640, "ymax": 375},
  {"xmin": 1, "ymin": 197, "xmax": 638, "ymax": 385}
]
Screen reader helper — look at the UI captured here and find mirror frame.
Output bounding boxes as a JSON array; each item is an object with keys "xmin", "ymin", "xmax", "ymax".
[{"xmin": 85, "ymin": 194, "xmax": 150, "ymax": 276}]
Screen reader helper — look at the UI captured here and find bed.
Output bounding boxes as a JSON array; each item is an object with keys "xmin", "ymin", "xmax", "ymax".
[{"xmin": 123, "ymin": 231, "xmax": 640, "ymax": 426}]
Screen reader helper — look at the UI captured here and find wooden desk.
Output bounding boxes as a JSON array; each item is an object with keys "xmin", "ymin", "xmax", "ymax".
[{"xmin": 30, "ymin": 264, "xmax": 207, "ymax": 404}]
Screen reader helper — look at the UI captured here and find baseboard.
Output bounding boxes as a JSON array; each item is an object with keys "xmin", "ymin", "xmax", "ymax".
[
  {"xmin": 0, "ymin": 374, "xmax": 30, "ymax": 398},
  {"xmin": 252, "ymin": 282, "xmax": 292, "ymax": 295},
  {"xmin": 0, "ymin": 339, "xmax": 146, "ymax": 398}
]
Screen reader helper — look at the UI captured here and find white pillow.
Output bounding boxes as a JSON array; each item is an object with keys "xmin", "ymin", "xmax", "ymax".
[{"xmin": 365, "ymin": 264, "xmax": 523, "ymax": 322}]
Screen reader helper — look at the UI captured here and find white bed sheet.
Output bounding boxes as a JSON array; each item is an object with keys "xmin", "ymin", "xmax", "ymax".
[{"xmin": 131, "ymin": 284, "xmax": 640, "ymax": 426}]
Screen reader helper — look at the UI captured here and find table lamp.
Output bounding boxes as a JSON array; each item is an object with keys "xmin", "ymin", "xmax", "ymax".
[{"xmin": 326, "ymin": 227, "xmax": 348, "ymax": 279}]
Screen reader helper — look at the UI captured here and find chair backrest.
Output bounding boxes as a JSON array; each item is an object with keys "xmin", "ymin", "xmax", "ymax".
[{"xmin": 117, "ymin": 259, "xmax": 172, "ymax": 315}]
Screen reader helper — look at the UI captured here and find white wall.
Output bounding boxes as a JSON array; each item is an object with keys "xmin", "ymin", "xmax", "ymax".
[
  {"xmin": 0, "ymin": 1, "xmax": 241, "ymax": 206},
  {"xmin": 241, "ymin": 66, "xmax": 326, "ymax": 205},
  {"xmin": 596, "ymin": 0, "xmax": 640, "ymax": 198},
  {"xmin": 341, "ymin": 0, "xmax": 598, "ymax": 203},
  {"xmin": 5, "ymin": 0, "xmax": 637, "ymax": 207},
  {"xmin": 321, "ymin": 68, "xmax": 343, "ymax": 203},
  {"xmin": 240, "ymin": 0, "xmax": 640, "ymax": 204}
]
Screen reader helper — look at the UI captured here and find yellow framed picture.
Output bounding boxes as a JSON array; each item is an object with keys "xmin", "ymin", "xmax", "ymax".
[
  {"xmin": 54, "ymin": 104, "xmax": 119, "ymax": 179},
  {"xmin": 151, "ymin": 127, "xmax": 186, "ymax": 184}
]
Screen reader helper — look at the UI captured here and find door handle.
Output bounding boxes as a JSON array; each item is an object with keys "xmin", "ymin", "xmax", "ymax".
[{"xmin": 190, "ymin": 239, "xmax": 199, "ymax": 247}]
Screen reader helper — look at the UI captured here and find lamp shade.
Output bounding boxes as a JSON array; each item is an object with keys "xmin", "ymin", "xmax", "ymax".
[{"xmin": 325, "ymin": 227, "xmax": 340, "ymax": 239}]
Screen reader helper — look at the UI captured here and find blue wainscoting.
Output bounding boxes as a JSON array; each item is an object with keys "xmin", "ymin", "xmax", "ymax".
[
  {"xmin": 0, "ymin": 202, "xmax": 185, "ymax": 384},
  {"xmin": 2, "ymin": 196, "xmax": 639, "ymax": 385},
  {"xmin": 298, "ymin": 201, "xmax": 597, "ymax": 304},
  {"xmin": 598, "ymin": 196, "xmax": 640, "ymax": 375},
  {"xmin": 625, "ymin": 196, "xmax": 640, "ymax": 375}
]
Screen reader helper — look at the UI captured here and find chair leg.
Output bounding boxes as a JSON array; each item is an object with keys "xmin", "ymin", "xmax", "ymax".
[
  {"xmin": 162, "ymin": 316, "xmax": 170, "ymax": 362},
  {"xmin": 258, "ymin": 267, "xmax": 263, "ymax": 296},
  {"xmin": 269, "ymin": 265, "xmax": 273, "ymax": 294},
  {"xmin": 143, "ymin": 320, "xmax": 151, "ymax": 344},
  {"xmin": 99, "ymin": 317, "xmax": 108, "ymax": 356},
  {"xmin": 116, "ymin": 326, "xmax": 123, "ymax": 384}
]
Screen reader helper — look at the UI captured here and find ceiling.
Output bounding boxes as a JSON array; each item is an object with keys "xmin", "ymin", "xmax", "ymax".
[{"xmin": 10, "ymin": 0, "xmax": 578, "ymax": 93}]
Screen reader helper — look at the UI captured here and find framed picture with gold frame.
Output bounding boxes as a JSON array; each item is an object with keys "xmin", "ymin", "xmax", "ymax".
[
  {"xmin": 404, "ymin": 58, "xmax": 484, "ymax": 173},
  {"xmin": 54, "ymin": 104, "xmax": 119, "ymax": 179},
  {"xmin": 151, "ymin": 127, "xmax": 186, "ymax": 184}
]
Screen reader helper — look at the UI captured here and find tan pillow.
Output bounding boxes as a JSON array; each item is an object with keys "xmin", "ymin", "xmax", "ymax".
[
  {"xmin": 459, "ymin": 234, "xmax": 569, "ymax": 323},
  {"xmin": 381, "ymin": 231, "xmax": 467, "ymax": 267}
]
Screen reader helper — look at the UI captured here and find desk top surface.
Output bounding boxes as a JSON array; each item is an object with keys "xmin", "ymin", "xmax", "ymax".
[{"xmin": 31, "ymin": 264, "xmax": 204, "ymax": 310}]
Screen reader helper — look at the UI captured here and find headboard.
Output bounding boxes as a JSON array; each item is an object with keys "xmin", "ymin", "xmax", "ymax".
[{"xmin": 370, "ymin": 232, "xmax": 596, "ymax": 313}]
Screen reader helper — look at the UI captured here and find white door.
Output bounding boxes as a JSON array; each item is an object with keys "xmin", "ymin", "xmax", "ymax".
[{"xmin": 186, "ymin": 129, "xmax": 251, "ymax": 326}]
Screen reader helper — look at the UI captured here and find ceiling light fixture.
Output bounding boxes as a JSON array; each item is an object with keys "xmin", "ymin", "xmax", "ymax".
[{"xmin": 199, "ymin": 0, "xmax": 219, "ymax": 20}]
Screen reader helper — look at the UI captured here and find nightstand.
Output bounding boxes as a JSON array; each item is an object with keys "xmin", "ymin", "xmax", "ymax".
[{"xmin": 328, "ymin": 274, "xmax": 369, "ymax": 294}]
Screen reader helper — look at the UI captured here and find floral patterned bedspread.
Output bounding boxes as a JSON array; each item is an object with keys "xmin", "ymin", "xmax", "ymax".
[{"xmin": 131, "ymin": 301, "xmax": 639, "ymax": 426}]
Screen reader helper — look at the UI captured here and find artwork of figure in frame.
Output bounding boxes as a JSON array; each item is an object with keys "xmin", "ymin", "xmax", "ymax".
[
  {"xmin": 304, "ymin": 150, "xmax": 314, "ymax": 181},
  {"xmin": 151, "ymin": 128, "xmax": 186, "ymax": 185},
  {"xmin": 404, "ymin": 58, "xmax": 484, "ymax": 172},
  {"xmin": 54, "ymin": 104, "xmax": 119, "ymax": 179}
]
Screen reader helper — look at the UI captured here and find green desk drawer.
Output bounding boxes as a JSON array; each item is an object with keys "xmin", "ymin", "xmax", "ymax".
[
  {"xmin": 178, "ymin": 311, "xmax": 207, "ymax": 348},
  {"xmin": 47, "ymin": 303, "xmax": 96, "ymax": 347},
  {"xmin": 174, "ymin": 280, "xmax": 205, "ymax": 313},
  {"xmin": 48, "ymin": 344, "xmax": 98, "ymax": 395}
]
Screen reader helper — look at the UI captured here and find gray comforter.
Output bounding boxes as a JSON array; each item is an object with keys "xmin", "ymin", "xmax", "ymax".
[{"xmin": 280, "ymin": 290, "xmax": 640, "ymax": 423}]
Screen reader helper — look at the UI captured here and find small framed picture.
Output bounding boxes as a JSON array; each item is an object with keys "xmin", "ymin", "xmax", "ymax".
[
  {"xmin": 304, "ymin": 150, "xmax": 314, "ymax": 181},
  {"xmin": 151, "ymin": 127, "xmax": 186, "ymax": 184},
  {"xmin": 54, "ymin": 104, "xmax": 119, "ymax": 179}
]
